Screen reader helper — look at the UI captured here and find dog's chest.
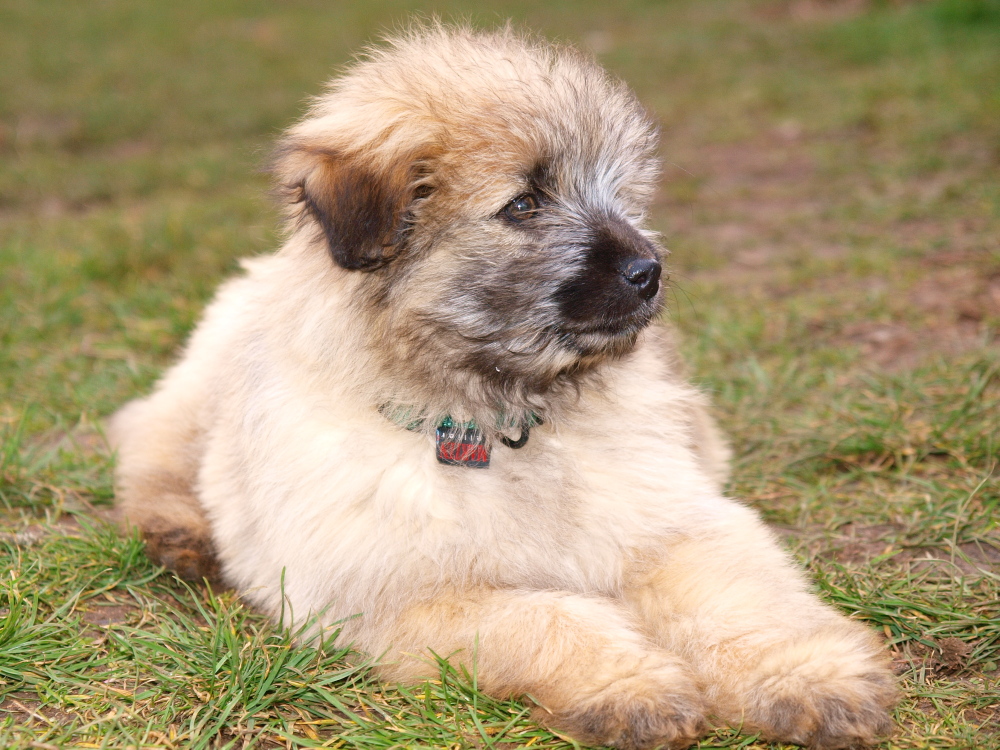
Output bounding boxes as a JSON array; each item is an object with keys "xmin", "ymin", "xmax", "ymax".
[{"xmin": 353, "ymin": 422, "xmax": 694, "ymax": 592}]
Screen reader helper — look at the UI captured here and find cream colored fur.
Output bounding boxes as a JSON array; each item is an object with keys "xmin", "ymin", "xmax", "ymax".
[{"xmin": 110, "ymin": 25, "xmax": 895, "ymax": 750}]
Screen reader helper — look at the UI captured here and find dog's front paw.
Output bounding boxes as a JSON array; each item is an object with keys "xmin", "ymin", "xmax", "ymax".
[
  {"xmin": 142, "ymin": 525, "xmax": 220, "ymax": 582},
  {"xmin": 539, "ymin": 660, "xmax": 708, "ymax": 750},
  {"xmin": 745, "ymin": 629, "xmax": 897, "ymax": 749}
]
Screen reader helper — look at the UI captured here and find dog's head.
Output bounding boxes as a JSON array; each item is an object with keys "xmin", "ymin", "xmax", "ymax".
[{"xmin": 274, "ymin": 25, "xmax": 665, "ymax": 410}]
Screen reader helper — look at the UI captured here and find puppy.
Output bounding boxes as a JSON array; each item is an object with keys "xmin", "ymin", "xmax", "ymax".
[{"xmin": 110, "ymin": 25, "xmax": 896, "ymax": 750}]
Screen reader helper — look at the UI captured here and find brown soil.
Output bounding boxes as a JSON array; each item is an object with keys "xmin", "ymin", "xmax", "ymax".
[
  {"xmin": 658, "ymin": 126, "xmax": 1000, "ymax": 369},
  {"xmin": 0, "ymin": 696, "xmax": 79, "ymax": 730},
  {"xmin": 81, "ymin": 601, "xmax": 136, "ymax": 627}
]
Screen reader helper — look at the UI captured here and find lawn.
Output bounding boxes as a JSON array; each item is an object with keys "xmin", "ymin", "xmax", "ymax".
[{"xmin": 1, "ymin": 0, "xmax": 998, "ymax": 747}]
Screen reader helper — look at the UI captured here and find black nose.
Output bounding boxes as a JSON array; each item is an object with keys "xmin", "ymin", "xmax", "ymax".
[{"xmin": 622, "ymin": 258, "xmax": 662, "ymax": 301}]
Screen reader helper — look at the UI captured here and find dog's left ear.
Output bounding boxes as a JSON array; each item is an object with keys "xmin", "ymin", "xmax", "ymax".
[{"xmin": 276, "ymin": 144, "xmax": 420, "ymax": 271}]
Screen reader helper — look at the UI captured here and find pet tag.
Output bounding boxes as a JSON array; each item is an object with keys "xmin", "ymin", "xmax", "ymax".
[{"xmin": 436, "ymin": 419, "xmax": 490, "ymax": 468}]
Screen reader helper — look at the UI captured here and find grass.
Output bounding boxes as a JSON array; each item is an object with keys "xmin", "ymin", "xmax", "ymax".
[{"xmin": 1, "ymin": 0, "xmax": 998, "ymax": 747}]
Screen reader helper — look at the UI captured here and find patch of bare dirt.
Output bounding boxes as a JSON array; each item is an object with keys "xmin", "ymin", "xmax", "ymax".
[
  {"xmin": 0, "ymin": 515, "xmax": 84, "ymax": 547},
  {"xmin": 106, "ymin": 139, "xmax": 155, "ymax": 160},
  {"xmin": 898, "ymin": 541, "xmax": 1000, "ymax": 578},
  {"xmin": 824, "ymin": 522, "xmax": 903, "ymax": 563},
  {"xmin": 912, "ymin": 264, "xmax": 1000, "ymax": 325},
  {"xmin": 841, "ymin": 323, "xmax": 919, "ymax": 368},
  {"xmin": 898, "ymin": 638, "xmax": 978, "ymax": 677},
  {"xmin": 835, "ymin": 320, "xmax": 988, "ymax": 371},
  {"xmin": 3, "ymin": 115, "xmax": 83, "ymax": 152},
  {"xmin": 0, "ymin": 696, "xmax": 79, "ymax": 729},
  {"xmin": 0, "ymin": 527, "xmax": 48, "ymax": 548},
  {"xmin": 81, "ymin": 601, "xmax": 136, "ymax": 627},
  {"xmin": 659, "ymin": 125, "xmax": 1000, "ymax": 367},
  {"xmin": 756, "ymin": 0, "xmax": 872, "ymax": 22},
  {"xmin": 934, "ymin": 637, "xmax": 974, "ymax": 674},
  {"xmin": 659, "ymin": 132, "xmax": 826, "ymax": 276},
  {"xmin": 833, "ymin": 263, "xmax": 999, "ymax": 368},
  {"xmin": 758, "ymin": 0, "xmax": 933, "ymax": 24},
  {"xmin": 30, "ymin": 421, "xmax": 109, "ymax": 457},
  {"xmin": 822, "ymin": 522, "xmax": 1000, "ymax": 576},
  {"xmin": 661, "ymin": 139, "xmax": 822, "ymax": 258}
]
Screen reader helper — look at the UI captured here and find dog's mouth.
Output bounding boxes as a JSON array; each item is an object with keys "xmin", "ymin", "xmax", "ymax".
[
  {"xmin": 556, "ymin": 305, "xmax": 658, "ymax": 355},
  {"xmin": 562, "ymin": 313, "xmax": 652, "ymax": 339}
]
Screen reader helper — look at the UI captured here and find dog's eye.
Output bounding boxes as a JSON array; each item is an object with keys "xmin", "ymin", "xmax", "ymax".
[{"xmin": 504, "ymin": 194, "xmax": 539, "ymax": 222}]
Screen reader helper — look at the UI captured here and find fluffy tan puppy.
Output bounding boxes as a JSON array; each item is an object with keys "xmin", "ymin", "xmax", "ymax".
[{"xmin": 110, "ymin": 25, "xmax": 896, "ymax": 750}]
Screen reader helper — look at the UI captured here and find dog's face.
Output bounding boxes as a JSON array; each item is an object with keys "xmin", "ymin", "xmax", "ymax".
[{"xmin": 275, "ymin": 28, "xmax": 665, "ymax": 408}]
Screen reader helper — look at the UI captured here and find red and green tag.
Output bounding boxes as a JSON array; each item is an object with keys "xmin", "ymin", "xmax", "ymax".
[{"xmin": 435, "ymin": 418, "xmax": 490, "ymax": 468}]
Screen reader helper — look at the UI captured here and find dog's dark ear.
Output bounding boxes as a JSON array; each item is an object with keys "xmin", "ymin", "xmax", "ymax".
[{"xmin": 277, "ymin": 145, "xmax": 417, "ymax": 271}]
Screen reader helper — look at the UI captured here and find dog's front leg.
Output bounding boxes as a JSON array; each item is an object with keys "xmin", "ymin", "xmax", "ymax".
[
  {"xmin": 625, "ymin": 503, "xmax": 896, "ymax": 749},
  {"xmin": 372, "ymin": 588, "xmax": 707, "ymax": 750}
]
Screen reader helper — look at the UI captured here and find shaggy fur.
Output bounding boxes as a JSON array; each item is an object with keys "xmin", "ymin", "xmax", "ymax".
[{"xmin": 110, "ymin": 25, "xmax": 896, "ymax": 749}]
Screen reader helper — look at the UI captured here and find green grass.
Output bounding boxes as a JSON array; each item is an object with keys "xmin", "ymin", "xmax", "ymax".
[{"xmin": 2, "ymin": 0, "xmax": 998, "ymax": 747}]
